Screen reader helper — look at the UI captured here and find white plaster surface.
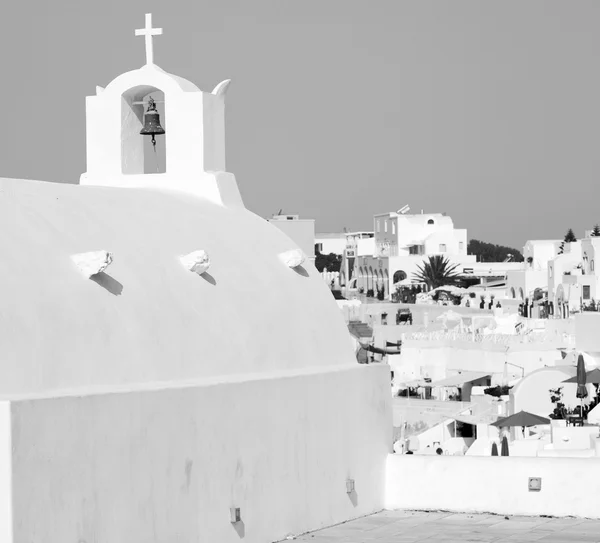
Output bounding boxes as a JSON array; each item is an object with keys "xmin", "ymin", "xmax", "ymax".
[
  {"xmin": 80, "ymin": 63, "xmax": 241, "ymax": 207},
  {"xmin": 386, "ymin": 454, "xmax": 600, "ymax": 519},
  {"xmin": 0, "ymin": 403, "xmax": 12, "ymax": 543},
  {"xmin": 0, "ymin": 177, "xmax": 358, "ymax": 396},
  {"xmin": 71, "ymin": 250, "xmax": 113, "ymax": 277},
  {"xmin": 179, "ymin": 249, "xmax": 210, "ymax": 275},
  {"xmin": 280, "ymin": 248, "xmax": 306, "ymax": 268},
  {"xmin": 9, "ymin": 365, "xmax": 391, "ymax": 543}
]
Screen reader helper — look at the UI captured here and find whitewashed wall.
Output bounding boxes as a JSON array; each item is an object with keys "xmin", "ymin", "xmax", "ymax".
[
  {"xmin": 386, "ymin": 454, "xmax": 600, "ymax": 519},
  {"xmin": 9, "ymin": 365, "xmax": 391, "ymax": 543}
]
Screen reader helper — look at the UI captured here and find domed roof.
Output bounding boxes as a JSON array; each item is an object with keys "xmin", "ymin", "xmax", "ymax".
[{"xmin": 0, "ymin": 178, "xmax": 356, "ymax": 397}]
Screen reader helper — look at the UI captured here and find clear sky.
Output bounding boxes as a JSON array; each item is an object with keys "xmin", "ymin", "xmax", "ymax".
[{"xmin": 3, "ymin": 0, "xmax": 600, "ymax": 249}]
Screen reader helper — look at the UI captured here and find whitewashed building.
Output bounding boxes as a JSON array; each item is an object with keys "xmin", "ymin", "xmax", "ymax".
[
  {"xmin": 0, "ymin": 14, "xmax": 391, "ymax": 542},
  {"xmin": 348, "ymin": 210, "xmax": 476, "ymax": 297}
]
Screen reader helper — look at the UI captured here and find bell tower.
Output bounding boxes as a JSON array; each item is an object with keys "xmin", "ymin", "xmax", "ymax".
[{"xmin": 80, "ymin": 13, "xmax": 244, "ymax": 208}]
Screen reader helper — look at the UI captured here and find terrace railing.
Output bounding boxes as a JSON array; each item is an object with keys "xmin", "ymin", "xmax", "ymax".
[{"xmin": 400, "ymin": 330, "xmax": 575, "ymax": 346}]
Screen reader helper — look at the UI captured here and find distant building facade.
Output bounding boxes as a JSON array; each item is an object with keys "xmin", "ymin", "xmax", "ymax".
[
  {"xmin": 345, "ymin": 211, "xmax": 476, "ymax": 298},
  {"xmin": 268, "ymin": 213, "xmax": 316, "ymax": 265}
]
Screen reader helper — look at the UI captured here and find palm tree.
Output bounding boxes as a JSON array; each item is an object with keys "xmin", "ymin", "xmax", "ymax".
[{"xmin": 413, "ymin": 255, "xmax": 460, "ymax": 289}]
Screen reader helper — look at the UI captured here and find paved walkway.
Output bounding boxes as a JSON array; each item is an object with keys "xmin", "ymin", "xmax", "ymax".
[{"xmin": 294, "ymin": 510, "xmax": 600, "ymax": 542}]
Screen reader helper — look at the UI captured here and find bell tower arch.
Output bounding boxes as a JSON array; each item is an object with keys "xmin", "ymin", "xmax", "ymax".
[
  {"xmin": 121, "ymin": 86, "xmax": 167, "ymax": 175},
  {"xmin": 79, "ymin": 13, "xmax": 244, "ymax": 208}
]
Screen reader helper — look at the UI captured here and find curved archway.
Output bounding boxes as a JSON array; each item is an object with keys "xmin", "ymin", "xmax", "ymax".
[
  {"xmin": 510, "ymin": 287, "xmax": 516, "ymax": 299},
  {"xmin": 393, "ymin": 270, "xmax": 407, "ymax": 284},
  {"xmin": 384, "ymin": 269, "xmax": 389, "ymax": 296},
  {"xmin": 519, "ymin": 287, "xmax": 524, "ymax": 300},
  {"xmin": 427, "ymin": 218, "xmax": 435, "ymax": 225}
]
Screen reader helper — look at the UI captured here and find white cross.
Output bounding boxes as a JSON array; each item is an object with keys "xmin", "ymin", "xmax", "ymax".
[{"xmin": 135, "ymin": 13, "xmax": 163, "ymax": 66}]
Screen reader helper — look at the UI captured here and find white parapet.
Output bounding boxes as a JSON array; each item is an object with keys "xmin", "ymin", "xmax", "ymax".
[
  {"xmin": 71, "ymin": 251, "xmax": 113, "ymax": 278},
  {"xmin": 180, "ymin": 250, "xmax": 211, "ymax": 275},
  {"xmin": 279, "ymin": 249, "xmax": 305, "ymax": 269}
]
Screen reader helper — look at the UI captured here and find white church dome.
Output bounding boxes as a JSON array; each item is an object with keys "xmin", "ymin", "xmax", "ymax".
[
  {"xmin": 0, "ymin": 177, "xmax": 356, "ymax": 396},
  {"xmin": 0, "ymin": 12, "xmax": 360, "ymax": 398}
]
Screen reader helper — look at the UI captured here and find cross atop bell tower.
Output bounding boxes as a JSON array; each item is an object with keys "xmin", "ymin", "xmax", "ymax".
[
  {"xmin": 80, "ymin": 14, "xmax": 243, "ymax": 208},
  {"xmin": 135, "ymin": 13, "xmax": 163, "ymax": 66}
]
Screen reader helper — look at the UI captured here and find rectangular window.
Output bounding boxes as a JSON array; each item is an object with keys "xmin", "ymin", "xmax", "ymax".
[
  {"xmin": 439, "ymin": 244, "xmax": 447, "ymax": 252},
  {"xmin": 583, "ymin": 285, "xmax": 591, "ymax": 300},
  {"xmin": 392, "ymin": 222, "xmax": 396, "ymax": 235},
  {"xmin": 384, "ymin": 221, "xmax": 388, "ymax": 233},
  {"xmin": 377, "ymin": 220, "xmax": 380, "ymax": 233}
]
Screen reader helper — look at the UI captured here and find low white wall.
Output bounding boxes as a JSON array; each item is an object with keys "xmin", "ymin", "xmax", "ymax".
[
  {"xmin": 10, "ymin": 365, "xmax": 391, "ymax": 543},
  {"xmin": 0, "ymin": 403, "xmax": 12, "ymax": 543},
  {"xmin": 386, "ymin": 454, "xmax": 600, "ymax": 518}
]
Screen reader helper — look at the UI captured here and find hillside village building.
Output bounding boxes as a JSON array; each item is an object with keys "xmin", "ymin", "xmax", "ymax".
[
  {"xmin": 343, "ymin": 210, "xmax": 476, "ymax": 298},
  {"xmin": 268, "ymin": 213, "xmax": 316, "ymax": 265},
  {"xmin": 0, "ymin": 15, "xmax": 391, "ymax": 542},
  {"xmin": 505, "ymin": 239, "xmax": 560, "ymax": 303}
]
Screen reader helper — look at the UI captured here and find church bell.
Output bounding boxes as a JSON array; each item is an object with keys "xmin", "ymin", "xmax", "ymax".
[{"xmin": 140, "ymin": 96, "xmax": 165, "ymax": 146}]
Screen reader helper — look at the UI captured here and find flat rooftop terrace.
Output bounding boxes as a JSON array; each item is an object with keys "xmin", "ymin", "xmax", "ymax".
[{"xmin": 294, "ymin": 510, "xmax": 600, "ymax": 542}]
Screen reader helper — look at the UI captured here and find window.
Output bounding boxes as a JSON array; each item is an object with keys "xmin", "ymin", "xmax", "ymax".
[
  {"xmin": 392, "ymin": 222, "xmax": 396, "ymax": 235},
  {"xmin": 592, "ymin": 260, "xmax": 595, "ymax": 272},
  {"xmin": 427, "ymin": 219, "xmax": 435, "ymax": 225},
  {"xmin": 377, "ymin": 220, "xmax": 381, "ymax": 233},
  {"xmin": 384, "ymin": 220, "xmax": 388, "ymax": 233},
  {"xmin": 393, "ymin": 270, "xmax": 407, "ymax": 283},
  {"xmin": 549, "ymin": 265, "xmax": 553, "ymax": 278},
  {"xmin": 439, "ymin": 244, "xmax": 447, "ymax": 252},
  {"xmin": 459, "ymin": 242, "xmax": 464, "ymax": 251},
  {"xmin": 583, "ymin": 285, "xmax": 591, "ymax": 300}
]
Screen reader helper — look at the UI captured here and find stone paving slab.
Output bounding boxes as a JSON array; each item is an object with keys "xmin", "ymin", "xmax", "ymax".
[{"xmin": 293, "ymin": 510, "xmax": 600, "ymax": 542}]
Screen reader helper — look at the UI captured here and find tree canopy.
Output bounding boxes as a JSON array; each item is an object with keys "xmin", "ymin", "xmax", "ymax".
[
  {"xmin": 564, "ymin": 228, "xmax": 577, "ymax": 243},
  {"xmin": 558, "ymin": 228, "xmax": 577, "ymax": 254},
  {"xmin": 314, "ymin": 249, "xmax": 342, "ymax": 273},
  {"xmin": 467, "ymin": 240, "xmax": 524, "ymax": 263},
  {"xmin": 592, "ymin": 225, "xmax": 600, "ymax": 237}
]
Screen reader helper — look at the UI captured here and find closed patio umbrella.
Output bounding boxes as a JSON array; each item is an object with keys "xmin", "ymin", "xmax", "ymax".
[
  {"xmin": 491, "ymin": 442, "xmax": 498, "ymax": 456},
  {"xmin": 576, "ymin": 354, "xmax": 588, "ymax": 399},
  {"xmin": 500, "ymin": 435, "xmax": 509, "ymax": 456},
  {"xmin": 575, "ymin": 354, "xmax": 588, "ymax": 419}
]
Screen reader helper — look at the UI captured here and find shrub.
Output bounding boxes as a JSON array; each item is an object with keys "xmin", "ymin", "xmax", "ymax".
[{"xmin": 484, "ymin": 385, "xmax": 512, "ymax": 398}]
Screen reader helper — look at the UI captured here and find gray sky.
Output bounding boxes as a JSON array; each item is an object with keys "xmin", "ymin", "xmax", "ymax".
[{"xmin": 3, "ymin": 0, "xmax": 600, "ymax": 248}]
